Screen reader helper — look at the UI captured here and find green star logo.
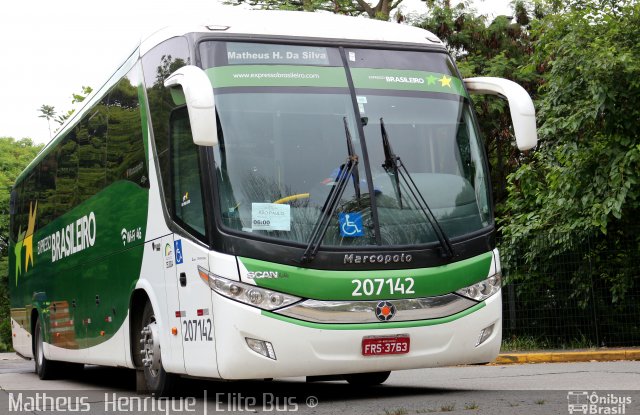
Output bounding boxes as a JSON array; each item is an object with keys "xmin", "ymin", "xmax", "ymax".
[
  {"xmin": 14, "ymin": 227, "xmax": 25, "ymax": 285},
  {"xmin": 14, "ymin": 201, "xmax": 37, "ymax": 285}
]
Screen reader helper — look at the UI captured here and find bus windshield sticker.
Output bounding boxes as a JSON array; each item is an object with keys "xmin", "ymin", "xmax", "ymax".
[
  {"xmin": 165, "ymin": 243, "xmax": 174, "ymax": 268},
  {"xmin": 181, "ymin": 191, "xmax": 191, "ymax": 207},
  {"xmin": 349, "ymin": 68, "xmax": 467, "ymax": 97},
  {"xmin": 339, "ymin": 212, "xmax": 364, "ymax": 237},
  {"xmin": 251, "ymin": 203, "xmax": 291, "ymax": 232},
  {"xmin": 227, "ymin": 43, "xmax": 331, "ymax": 66},
  {"xmin": 349, "ymin": 51, "xmax": 356, "ymax": 61},
  {"xmin": 206, "ymin": 66, "xmax": 348, "ymax": 89}
]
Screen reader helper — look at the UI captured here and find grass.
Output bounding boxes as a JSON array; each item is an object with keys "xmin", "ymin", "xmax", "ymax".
[
  {"xmin": 464, "ymin": 402, "xmax": 479, "ymax": 410},
  {"xmin": 501, "ymin": 335, "xmax": 596, "ymax": 352},
  {"xmin": 382, "ymin": 409, "xmax": 408, "ymax": 415}
]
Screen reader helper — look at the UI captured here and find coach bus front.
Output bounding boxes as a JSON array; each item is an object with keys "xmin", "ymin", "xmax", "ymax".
[
  {"xmin": 182, "ymin": 41, "xmax": 500, "ymax": 379},
  {"xmin": 164, "ymin": 38, "xmax": 535, "ymax": 382}
]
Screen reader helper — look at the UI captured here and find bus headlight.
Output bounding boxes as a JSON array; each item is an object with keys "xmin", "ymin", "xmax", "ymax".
[
  {"xmin": 198, "ymin": 266, "xmax": 301, "ymax": 311},
  {"xmin": 455, "ymin": 273, "xmax": 501, "ymax": 302}
]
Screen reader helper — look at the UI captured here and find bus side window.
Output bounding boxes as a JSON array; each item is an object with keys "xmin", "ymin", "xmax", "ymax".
[
  {"xmin": 141, "ymin": 36, "xmax": 191, "ymax": 217},
  {"xmin": 170, "ymin": 107, "xmax": 206, "ymax": 236}
]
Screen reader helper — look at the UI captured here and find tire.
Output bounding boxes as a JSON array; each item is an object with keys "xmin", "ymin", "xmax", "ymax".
[
  {"xmin": 344, "ymin": 371, "xmax": 391, "ymax": 386},
  {"xmin": 137, "ymin": 301, "xmax": 176, "ymax": 396},
  {"xmin": 34, "ymin": 317, "xmax": 59, "ymax": 380}
]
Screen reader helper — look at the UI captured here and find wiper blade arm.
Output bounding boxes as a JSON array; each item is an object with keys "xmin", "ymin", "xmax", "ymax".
[
  {"xmin": 379, "ymin": 118, "xmax": 455, "ymax": 259},
  {"xmin": 380, "ymin": 117, "xmax": 403, "ymax": 208},
  {"xmin": 344, "ymin": 117, "xmax": 361, "ymax": 200},
  {"xmin": 300, "ymin": 119, "xmax": 360, "ymax": 264}
]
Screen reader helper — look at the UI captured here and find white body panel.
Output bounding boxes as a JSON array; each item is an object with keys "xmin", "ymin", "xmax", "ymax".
[
  {"xmin": 212, "ymin": 291, "xmax": 502, "ymax": 379},
  {"xmin": 171, "ymin": 238, "xmax": 219, "ymax": 377},
  {"xmin": 10, "ymin": 318, "xmax": 32, "ymax": 358},
  {"xmin": 139, "ymin": 10, "xmax": 442, "ymax": 56},
  {"xmin": 45, "ymin": 316, "xmax": 131, "ymax": 367}
]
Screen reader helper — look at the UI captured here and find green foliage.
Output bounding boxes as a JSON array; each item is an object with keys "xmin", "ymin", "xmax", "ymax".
[
  {"xmin": 416, "ymin": 1, "xmax": 541, "ymax": 216},
  {"xmin": 54, "ymin": 86, "xmax": 94, "ymax": 128},
  {"xmin": 37, "ymin": 104, "xmax": 56, "ymax": 139},
  {"xmin": 499, "ymin": 1, "xmax": 640, "ymax": 319},
  {"xmin": 225, "ymin": 0, "xmax": 403, "ymax": 20},
  {"xmin": 418, "ymin": 0, "xmax": 640, "ymax": 333},
  {"xmin": 0, "ymin": 318, "xmax": 11, "ymax": 350},
  {"xmin": 0, "ymin": 138, "xmax": 44, "ymax": 252}
]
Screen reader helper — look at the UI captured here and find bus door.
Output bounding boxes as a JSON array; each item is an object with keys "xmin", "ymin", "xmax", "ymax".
[
  {"xmin": 159, "ymin": 234, "xmax": 185, "ymax": 374},
  {"xmin": 166, "ymin": 236, "xmax": 218, "ymax": 377}
]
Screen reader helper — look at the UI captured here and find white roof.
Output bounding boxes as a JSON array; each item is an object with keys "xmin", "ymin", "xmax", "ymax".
[{"xmin": 140, "ymin": 10, "xmax": 443, "ymax": 55}]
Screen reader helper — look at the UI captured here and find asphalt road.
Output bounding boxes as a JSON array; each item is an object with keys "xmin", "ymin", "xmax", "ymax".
[{"xmin": 0, "ymin": 353, "xmax": 639, "ymax": 414}]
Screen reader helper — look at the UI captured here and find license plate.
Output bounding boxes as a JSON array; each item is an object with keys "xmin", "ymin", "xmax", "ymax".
[{"xmin": 362, "ymin": 335, "xmax": 410, "ymax": 356}]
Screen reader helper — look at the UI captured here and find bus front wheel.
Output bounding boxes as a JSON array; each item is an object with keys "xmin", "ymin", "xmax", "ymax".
[
  {"xmin": 344, "ymin": 371, "xmax": 391, "ymax": 386},
  {"xmin": 138, "ymin": 301, "xmax": 176, "ymax": 396}
]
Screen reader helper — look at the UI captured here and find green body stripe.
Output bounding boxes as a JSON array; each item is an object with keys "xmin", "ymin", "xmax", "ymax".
[
  {"xmin": 262, "ymin": 302, "xmax": 485, "ymax": 330},
  {"xmin": 206, "ymin": 66, "xmax": 349, "ymax": 88},
  {"xmin": 242, "ymin": 252, "xmax": 492, "ymax": 300},
  {"xmin": 10, "ymin": 180, "xmax": 148, "ymax": 347}
]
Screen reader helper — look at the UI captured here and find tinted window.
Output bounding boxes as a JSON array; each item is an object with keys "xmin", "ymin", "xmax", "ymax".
[
  {"xmin": 13, "ymin": 64, "xmax": 147, "ymax": 234},
  {"xmin": 107, "ymin": 65, "xmax": 148, "ymax": 188},
  {"xmin": 142, "ymin": 36, "xmax": 190, "ymax": 215},
  {"xmin": 170, "ymin": 108, "xmax": 206, "ymax": 235},
  {"xmin": 77, "ymin": 100, "xmax": 108, "ymax": 204},
  {"xmin": 37, "ymin": 152, "xmax": 57, "ymax": 228},
  {"xmin": 55, "ymin": 132, "xmax": 79, "ymax": 217}
]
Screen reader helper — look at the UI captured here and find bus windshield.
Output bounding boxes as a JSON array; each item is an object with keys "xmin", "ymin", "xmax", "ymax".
[{"xmin": 199, "ymin": 41, "xmax": 492, "ymax": 248}]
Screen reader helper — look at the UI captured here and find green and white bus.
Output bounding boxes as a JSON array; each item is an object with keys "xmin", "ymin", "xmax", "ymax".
[{"xmin": 9, "ymin": 10, "xmax": 537, "ymax": 394}]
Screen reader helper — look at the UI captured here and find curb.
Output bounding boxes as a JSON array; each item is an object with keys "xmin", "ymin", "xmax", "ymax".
[{"xmin": 495, "ymin": 349, "xmax": 640, "ymax": 364}]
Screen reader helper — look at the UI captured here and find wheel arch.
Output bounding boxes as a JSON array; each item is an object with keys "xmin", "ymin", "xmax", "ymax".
[{"xmin": 129, "ymin": 288, "xmax": 151, "ymax": 368}]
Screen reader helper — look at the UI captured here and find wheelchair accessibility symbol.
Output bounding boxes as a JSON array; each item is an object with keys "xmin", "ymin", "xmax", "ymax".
[
  {"xmin": 174, "ymin": 240, "xmax": 184, "ymax": 264},
  {"xmin": 339, "ymin": 212, "xmax": 364, "ymax": 237}
]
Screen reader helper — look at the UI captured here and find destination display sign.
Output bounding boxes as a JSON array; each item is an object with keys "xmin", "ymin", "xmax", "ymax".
[{"xmin": 226, "ymin": 43, "xmax": 332, "ymax": 66}]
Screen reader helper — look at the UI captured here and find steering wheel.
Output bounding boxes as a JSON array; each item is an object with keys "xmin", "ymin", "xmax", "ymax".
[{"xmin": 273, "ymin": 193, "xmax": 310, "ymax": 204}]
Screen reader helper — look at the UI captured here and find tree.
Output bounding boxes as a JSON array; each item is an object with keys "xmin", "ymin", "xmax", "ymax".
[
  {"xmin": 496, "ymin": 1, "xmax": 640, "ymax": 345},
  {"xmin": 417, "ymin": 0, "xmax": 640, "ymax": 345},
  {"xmin": 416, "ymin": 0, "xmax": 541, "ymax": 218},
  {"xmin": 54, "ymin": 86, "xmax": 94, "ymax": 127},
  {"xmin": 501, "ymin": 0, "xmax": 640, "ymax": 259},
  {"xmin": 226, "ymin": 0, "xmax": 404, "ymax": 20},
  {"xmin": 37, "ymin": 104, "xmax": 56, "ymax": 140}
]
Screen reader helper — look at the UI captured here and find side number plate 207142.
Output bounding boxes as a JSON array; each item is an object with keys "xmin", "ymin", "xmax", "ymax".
[{"xmin": 362, "ymin": 336, "xmax": 410, "ymax": 356}]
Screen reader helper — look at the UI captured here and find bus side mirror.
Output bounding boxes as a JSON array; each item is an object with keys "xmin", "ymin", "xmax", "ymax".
[
  {"xmin": 464, "ymin": 77, "xmax": 537, "ymax": 151},
  {"xmin": 164, "ymin": 65, "xmax": 218, "ymax": 147}
]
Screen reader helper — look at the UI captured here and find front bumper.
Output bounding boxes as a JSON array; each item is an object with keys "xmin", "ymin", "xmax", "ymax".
[{"xmin": 212, "ymin": 290, "xmax": 502, "ymax": 379}]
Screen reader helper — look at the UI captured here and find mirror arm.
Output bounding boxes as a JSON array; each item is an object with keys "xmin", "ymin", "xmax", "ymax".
[
  {"xmin": 464, "ymin": 77, "xmax": 537, "ymax": 151},
  {"xmin": 164, "ymin": 65, "xmax": 218, "ymax": 147}
]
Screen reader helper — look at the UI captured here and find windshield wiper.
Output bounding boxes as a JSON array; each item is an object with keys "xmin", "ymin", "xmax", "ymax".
[
  {"xmin": 380, "ymin": 118, "xmax": 455, "ymax": 258},
  {"xmin": 381, "ymin": 118, "xmax": 403, "ymax": 209},
  {"xmin": 300, "ymin": 118, "xmax": 359, "ymax": 264}
]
